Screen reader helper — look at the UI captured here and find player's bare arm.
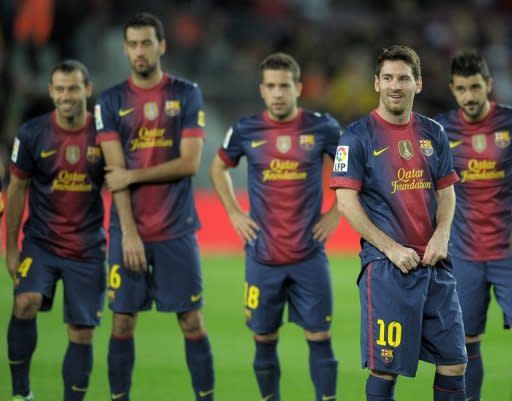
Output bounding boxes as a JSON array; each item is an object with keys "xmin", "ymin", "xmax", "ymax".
[
  {"xmin": 5, "ymin": 174, "xmax": 29, "ymax": 278},
  {"xmin": 210, "ymin": 154, "xmax": 259, "ymax": 243},
  {"xmin": 105, "ymin": 137, "xmax": 203, "ymax": 192},
  {"xmin": 336, "ymin": 188, "xmax": 420, "ymax": 273},
  {"xmin": 312, "ymin": 201, "xmax": 342, "ymax": 242},
  {"xmin": 422, "ymin": 185, "xmax": 455, "ymax": 266},
  {"xmin": 101, "ymin": 139, "xmax": 147, "ymax": 271}
]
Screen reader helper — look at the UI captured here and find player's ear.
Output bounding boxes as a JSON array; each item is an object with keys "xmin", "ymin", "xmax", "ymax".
[
  {"xmin": 86, "ymin": 82, "xmax": 93, "ymax": 97},
  {"xmin": 415, "ymin": 76, "xmax": 422, "ymax": 94},
  {"xmin": 259, "ymin": 83, "xmax": 265, "ymax": 99},
  {"xmin": 295, "ymin": 81, "xmax": 303, "ymax": 97},
  {"xmin": 486, "ymin": 77, "xmax": 493, "ymax": 95},
  {"xmin": 374, "ymin": 75, "xmax": 380, "ymax": 93},
  {"xmin": 159, "ymin": 39, "xmax": 166, "ymax": 56}
]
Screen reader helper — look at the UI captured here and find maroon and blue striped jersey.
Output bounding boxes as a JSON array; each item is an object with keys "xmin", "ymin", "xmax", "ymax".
[
  {"xmin": 435, "ymin": 102, "xmax": 512, "ymax": 261},
  {"xmin": 330, "ymin": 111, "xmax": 458, "ymax": 267},
  {"xmin": 10, "ymin": 112, "xmax": 105, "ymax": 261},
  {"xmin": 219, "ymin": 109, "xmax": 341, "ymax": 265},
  {"xmin": 94, "ymin": 74, "xmax": 205, "ymax": 242}
]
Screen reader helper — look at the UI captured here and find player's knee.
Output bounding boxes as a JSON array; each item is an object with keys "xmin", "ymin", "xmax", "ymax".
[
  {"xmin": 465, "ymin": 334, "xmax": 481, "ymax": 343},
  {"xmin": 369, "ymin": 370, "xmax": 397, "ymax": 381},
  {"xmin": 304, "ymin": 330, "xmax": 330, "ymax": 341},
  {"xmin": 13, "ymin": 292, "xmax": 42, "ymax": 319},
  {"xmin": 67, "ymin": 324, "xmax": 94, "ymax": 344},
  {"xmin": 254, "ymin": 332, "xmax": 279, "ymax": 342},
  {"xmin": 177, "ymin": 310, "xmax": 205, "ymax": 336},
  {"xmin": 436, "ymin": 363, "xmax": 466, "ymax": 376},
  {"xmin": 112, "ymin": 312, "xmax": 137, "ymax": 337}
]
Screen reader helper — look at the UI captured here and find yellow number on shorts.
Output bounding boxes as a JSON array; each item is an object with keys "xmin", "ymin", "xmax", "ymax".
[
  {"xmin": 376, "ymin": 319, "xmax": 402, "ymax": 348},
  {"xmin": 18, "ymin": 257, "xmax": 33, "ymax": 278},
  {"xmin": 109, "ymin": 264, "xmax": 122, "ymax": 289},
  {"xmin": 244, "ymin": 282, "xmax": 260, "ymax": 309}
]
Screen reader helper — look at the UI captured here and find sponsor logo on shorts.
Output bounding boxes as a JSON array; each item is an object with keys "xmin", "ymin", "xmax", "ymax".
[{"xmin": 191, "ymin": 293, "xmax": 202, "ymax": 302}]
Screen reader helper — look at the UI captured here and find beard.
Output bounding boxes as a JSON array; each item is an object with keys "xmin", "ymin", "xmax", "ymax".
[
  {"xmin": 131, "ymin": 59, "xmax": 157, "ymax": 78},
  {"xmin": 462, "ymin": 101, "xmax": 485, "ymax": 119}
]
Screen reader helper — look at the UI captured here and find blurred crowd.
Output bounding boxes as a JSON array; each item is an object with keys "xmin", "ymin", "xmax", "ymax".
[{"xmin": 1, "ymin": 0, "xmax": 512, "ymax": 187}]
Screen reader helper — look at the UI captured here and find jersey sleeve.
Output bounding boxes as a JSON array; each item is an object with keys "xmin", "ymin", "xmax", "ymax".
[
  {"xmin": 329, "ymin": 124, "xmax": 366, "ymax": 191},
  {"xmin": 323, "ymin": 114, "xmax": 343, "ymax": 159},
  {"xmin": 94, "ymin": 92, "xmax": 120, "ymax": 144},
  {"xmin": 182, "ymin": 83, "xmax": 205, "ymax": 139},
  {"xmin": 434, "ymin": 124, "xmax": 459, "ymax": 189},
  {"xmin": 218, "ymin": 124, "xmax": 244, "ymax": 167},
  {"xmin": 10, "ymin": 124, "xmax": 35, "ymax": 179}
]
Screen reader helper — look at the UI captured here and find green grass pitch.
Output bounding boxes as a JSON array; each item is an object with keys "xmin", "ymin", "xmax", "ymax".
[{"xmin": 0, "ymin": 255, "xmax": 509, "ymax": 400}]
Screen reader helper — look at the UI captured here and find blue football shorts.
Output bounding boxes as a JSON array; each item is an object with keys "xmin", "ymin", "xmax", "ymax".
[
  {"xmin": 244, "ymin": 250, "xmax": 333, "ymax": 334},
  {"xmin": 15, "ymin": 238, "xmax": 106, "ymax": 326},
  {"xmin": 108, "ymin": 232, "xmax": 203, "ymax": 313},
  {"xmin": 451, "ymin": 255, "xmax": 512, "ymax": 335},
  {"xmin": 359, "ymin": 258, "xmax": 467, "ymax": 377}
]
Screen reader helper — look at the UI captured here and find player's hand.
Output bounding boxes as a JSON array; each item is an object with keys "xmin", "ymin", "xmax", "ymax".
[
  {"xmin": 385, "ymin": 243, "xmax": 420, "ymax": 274},
  {"xmin": 228, "ymin": 210, "xmax": 259, "ymax": 244},
  {"xmin": 313, "ymin": 209, "xmax": 341, "ymax": 242},
  {"xmin": 6, "ymin": 246, "xmax": 20, "ymax": 280},
  {"xmin": 105, "ymin": 166, "xmax": 133, "ymax": 192},
  {"xmin": 422, "ymin": 229, "xmax": 448, "ymax": 266},
  {"xmin": 122, "ymin": 231, "xmax": 147, "ymax": 272}
]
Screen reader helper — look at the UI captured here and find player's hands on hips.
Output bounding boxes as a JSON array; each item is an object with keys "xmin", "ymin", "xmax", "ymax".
[
  {"xmin": 105, "ymin": 166, "xmax": 133, "ymax": 192},
  {"xmin": 122, "ymin": 231, "xmax": 147, "ymax": 272},
  {"xmin": 385, "ymin": 243, "xmax": 420, "ymax": 274},
  {"xmin": 229, "ymin": 210, "xmax": 259, "ymax": 244},
  {"xmin": 6, "ymin": 245, "xmax": 20, "ymax": 280},
  {"xmin": 313, "ymin": 210, "xmax": 340, "ymax": 242},
  {"xmin": 422, "ymin": 229, "xmax": 448, "ymax": 266}
]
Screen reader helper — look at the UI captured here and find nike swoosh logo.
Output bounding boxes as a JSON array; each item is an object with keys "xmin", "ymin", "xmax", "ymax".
[
  {"xmin": 251, "ymin": 140, "xmax": 267, "ymax": 148},
  {"xmin": 41, "ymin": 149, "xmax": 57, "ymax": 158},
  {"xmin": 8, "ymin": 359, "xmax": 25, "ymax": 365},
  {"xmin": 191, "ymin": 293, "xmax": 202, "ymax": 302},
  {"xmin": 199, "ymin": 389, "xmax": 214, "ymax": 397},
  {"xmin": 261, "ymin": 394, "xmax": 274, "ymax": 401},
  {"xmin": 449, "ymin": 140, "xmax": 463, "ymax": 149},
  {"xmin": 72, "ymin": 385, "xmax": 88, "ymax": 392},
  {"xmin": 373, "ymin": 146, "xmax": 389, "ymax": 157},
  {"xmin": 322, "ymin": 395, "xmax": 336, "ymax": 401},
  {"xmin": 118, "ymin": 107, "xmax": 134, "ymax": 117},
  {"xmin": 111, "ymin": 393, "xmax": 126, "ymax": 400},
  {"xmin": 465, "ymin": 398, "xmax": 473, "ymax": 401}
]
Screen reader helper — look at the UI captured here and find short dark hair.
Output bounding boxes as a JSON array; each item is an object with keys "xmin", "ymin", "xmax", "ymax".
[
  {"xmin": 375, "ymin": 45, "xmax": 421, "ymax": 80},
  {"xmin": 260, "ymin": 52, "xmax": 301, "ymax": 82},
  {"xmin": 124, "ymin": 12, "xmax": 165, "ymax": 42},
  {"xmin": 50, "ymin": 60, "xmax": 90, "ymax": 85},
  {"xmin": 450, "ymin": 49, "xmax": 490, "ymax": 81}
]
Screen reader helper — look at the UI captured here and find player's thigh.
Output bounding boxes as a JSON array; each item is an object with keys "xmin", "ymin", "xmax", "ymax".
[
  {"xmin": 15, "ymin": 239, "xmax": 60, "ymax": 311},
  {"xmin": 61, "ymin": 258, "xmax": 106, "ymax": 326},
  {"xmin": 245, "ymin": 254, "xmax": 287, "ymax": 334},
  {"xmin": 150, "ymin": 234, "xmax": 203, "ymax": 312},
  {"xmin": 421, "ymin": 264, "xmax": 467, "ymax": 367},
  {"xmin": 107, "ymin": 232, "xmax": 151, "ymax": 313},
  {"xmin": 451, "ymin": 256, "xmax": 490, "ymax": 335},
  {"xmin": 359, "ymin": 259, "xmax": 429, "ymax": 377},
  {"xmin": 287, "ymin": 250, "xmax": 333, "ymax": 332},
  {"xmin": 488, "ymin": 257, "xmax": 512, "ymax": 329}
]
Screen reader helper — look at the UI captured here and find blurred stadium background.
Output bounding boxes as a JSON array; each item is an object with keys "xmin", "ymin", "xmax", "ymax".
[{"xmin": 0, "ymin": 0, "xmax": 511, "ymax": 399}]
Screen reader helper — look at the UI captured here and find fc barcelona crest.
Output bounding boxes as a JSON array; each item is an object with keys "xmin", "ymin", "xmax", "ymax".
[
  {"xmin": 494, "ymin": 131, "xmax": 510, "ymax": 149},
  {"xmin": 380, "ymin": 348, "xmax": 394, "ymax": 363},
  {"xmin": 276, "ymin": 136, "xmax": 291, "ymax": 154},
  {"xmin": 165, "ymin": 100, "xmax": 181, "ymax": 117},
  {"xmin": 419, "ymin": 139, "xmax": 433, "ymax": 157},
  {"xmin": 86, "ymin": 146, "xmax": 101, "ymax": 163},
  {"xmin": 66, "ymin": 145, "xmax": 80, "ymax": 165},
  {"xmin": 472, "ymin": 134, "xmax": 486, "ymax": 153},
  {"xmin": 144, "ymin": 102, "xmax": 159, "ymax": 121},
  {"xmin": 398, "ymin": 140, "xmax": 413, "ymax": 160},
  {"xmin": 299, "ymin": 134, "xmax": 315, "ymax": 151}
]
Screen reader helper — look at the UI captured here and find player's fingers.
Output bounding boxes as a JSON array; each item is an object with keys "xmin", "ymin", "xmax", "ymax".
[
  {"xmin": 247, "ymin": 219, "xmax": 260, "ymax": 231},
  {"xmin": 396, "ymin": 263, "xmax": 409, "ymax": 274}
]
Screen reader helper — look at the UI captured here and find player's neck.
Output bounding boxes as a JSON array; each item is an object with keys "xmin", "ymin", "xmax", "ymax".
[
  {"xmin": 55, "ymin": 110, "xmax": 87, "ymax": 131},
  {"xmin": 131, "ymin": 69, "xmax": 164, "ymax": 89},
  {"xmin": 375, "ymin": 105, "xmax": 412, "ymax": 125}
]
